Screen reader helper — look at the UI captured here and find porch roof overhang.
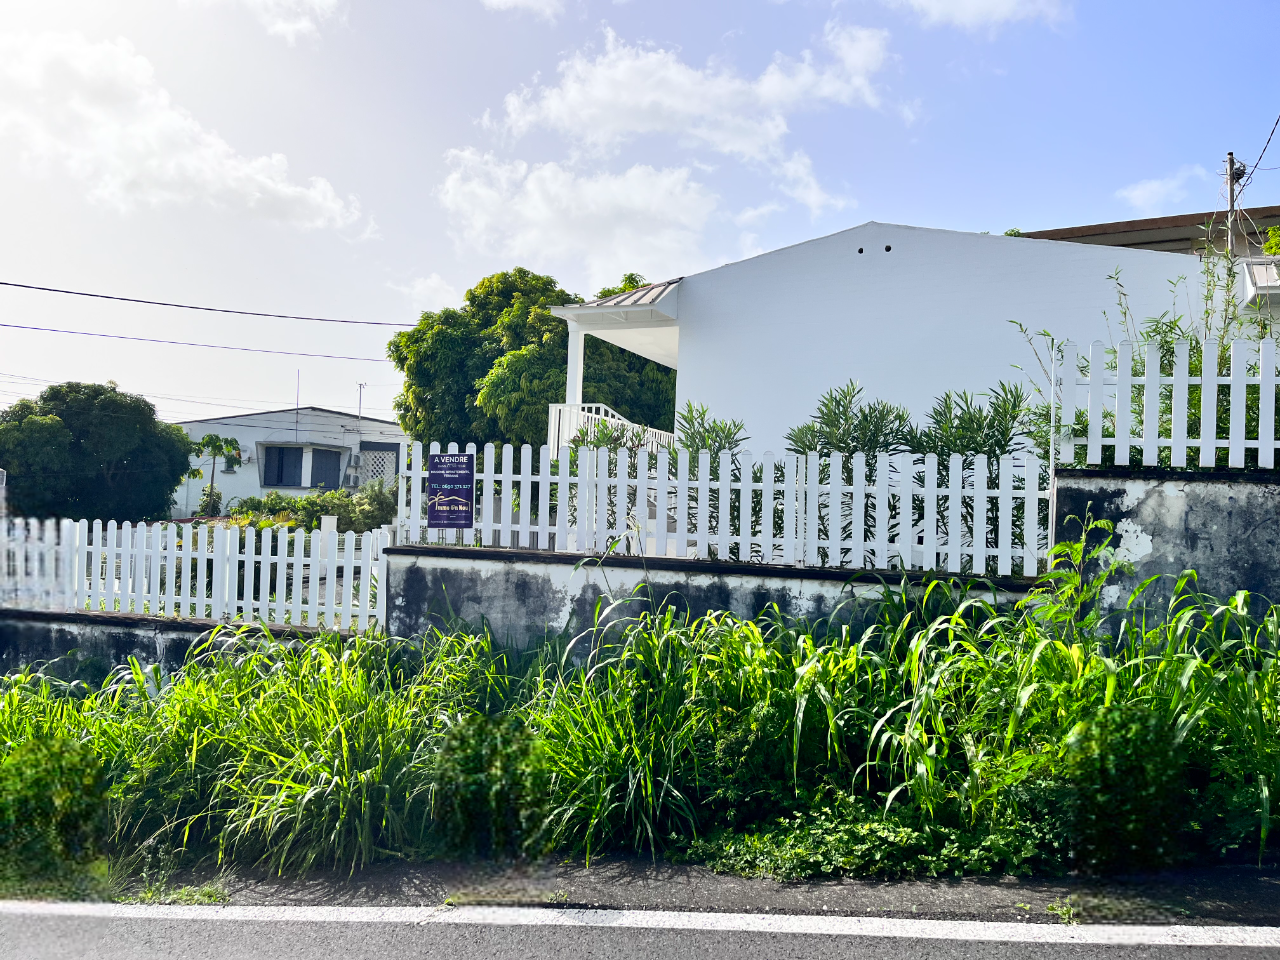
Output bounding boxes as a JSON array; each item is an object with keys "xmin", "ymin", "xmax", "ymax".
[{"xmin": 551, "ymin": 278, "xmax": 682, "ymax": 368}]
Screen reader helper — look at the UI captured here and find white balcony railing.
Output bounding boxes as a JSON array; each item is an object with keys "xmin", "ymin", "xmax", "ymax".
[{"xmin": 546, "ymin": 403, "xmax": 676, "ymax": 454}]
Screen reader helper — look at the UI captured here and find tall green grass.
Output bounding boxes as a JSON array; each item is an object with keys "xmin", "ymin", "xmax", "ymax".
[{"xmin": 3, "ymin": 517, "xmax": 1280, "ymax": 879}]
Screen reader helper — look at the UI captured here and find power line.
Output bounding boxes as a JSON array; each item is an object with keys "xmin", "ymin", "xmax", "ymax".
[
  {"xmin": 1244, "ymin": 113, "xmax": 1280, "ymax": 189},
  {"xmin": 0, "ymin": 371, "xmax": 400, "ymax": 414},
  {"xmin": 0, "ymin": 281, "xmax": 416, "ymax": 328},
  {"xmin": 0, "ymin": 323, "xmax": 389, "ymax": 361}
]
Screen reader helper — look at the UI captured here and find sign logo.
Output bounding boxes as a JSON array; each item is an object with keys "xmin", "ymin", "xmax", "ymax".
[{"xmin": 426, "ymin": 453, "xmax": 475, "ymax": 529}]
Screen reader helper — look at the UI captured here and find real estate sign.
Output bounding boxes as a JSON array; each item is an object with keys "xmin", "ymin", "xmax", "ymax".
[{"xmin": 426, "ymin": 453, "xmax": 475, "ymax": 529}]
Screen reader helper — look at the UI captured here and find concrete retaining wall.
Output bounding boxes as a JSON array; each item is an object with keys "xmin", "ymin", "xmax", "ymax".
[
  {"xmin": 384, "ymin": 546, "xmax": 1031, "ymax": 646},
  {"xmin": 0, "ymin": 609, "xmax": 333, "ymax": 684},
  {"xmin": 1053, "ymin": 467, "xmax": 1280, "ymax": 612}
]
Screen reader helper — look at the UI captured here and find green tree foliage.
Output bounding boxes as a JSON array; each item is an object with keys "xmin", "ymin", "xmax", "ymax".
[
  {"xmin": 1265, "ymin": 226, "xmax": 1280, "ymax": 256},
  {"xmin": 0, "ymin": 382, "xmax": 196, "ymax": 521},
  {"xmin": 192, "ymin": 434, "xmax": 242, "ymax": 518},
  {"xmin": 388, "ymin": 269, "xmax": 677, "ymax": 449}
]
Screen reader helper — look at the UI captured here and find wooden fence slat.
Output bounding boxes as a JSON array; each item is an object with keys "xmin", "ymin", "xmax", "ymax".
[
  {"xmin": 1143, "ymin": 341, "xmax": 1161, "ymax": 466},
  {"xmin": 537, "ymin": 445, "xmax": 552, "ymax": 551},
  {"xmin": 656, "ymin": 448, "xmax": 670, "ymax": 558},
  {"xmin": 718, "ymin": 450, "xmax": 733, "ymax": 561},
  {"xmin": 1115, "ymin": 340, "xmax": 1133, "ymax": 466},
  {"xmin": 997, "ymin": 455, "xmax": 1013, "ymax": 577},
  {"xmin": 695, "ymin": 450, "xmax": 711, "ymax": 559},
  {"xmin": 1201, "ymin": 338, "xmax": 1219, "ymax": 467},
  {"xmin": 555, "ymin": 445, "xmax": 570, "ymax": 552},
  {"xmin": 873, "ymin": 453, "xmax": 889, "ymax": 570},
  {"xmin": 850, "ymin": 452, "xmax": 866, "ymax": 570},
  {"xmin": 1059, "ymin": 341, "xmax": 1078, "ymax": 464},
  {"xmin": 1262, "ymin": 338, "xmax": 1277, "ymax": 469},
  {"xmin": 1087, "ymin": 340, "xmax": 1106, "ymax": 465},
  {"xmin": 974, "ymin": 455, "xmax": 990, "ymax": 577},
  {"xmin": 499, "ymin": 444, "xmax": 514, "ymax": 548},
  {"xmin": 1172, "ymin": 339, "xmax": 1190, "ymax": 467},
  {"xmin": 923, "ymin": 454, "xmax": 938, "ymax": 572},
  {"xmin": 1229, "ymin": 339, "xmax": 1250, "ymax": 468},
  {"xmin": 1023, "ymin": 454, "xmax": 1041, "ymax": 578}
]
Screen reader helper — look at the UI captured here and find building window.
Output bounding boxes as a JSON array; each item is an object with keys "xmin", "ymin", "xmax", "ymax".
[
  {"xmin": 311, "ymin": 449, "xmax": 343, "ymax": 490},
  {"xmin": 263, "ymin": 446, "xmax": 303, "ymax": 487}
]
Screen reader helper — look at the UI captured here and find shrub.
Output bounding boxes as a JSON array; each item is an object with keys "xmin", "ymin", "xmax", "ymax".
[
  {"xmin": 0, "ymin": 737, "xmax": 108, "ymax": 875},
  {"xmin": 1064, "ymin": 702, "xmax": 1189, "ymax": 874},
  {"xmin": 685, "ymin": 793, "xmax": 1060, "ymax": 881},
  {"xmin": 432, "ymin": 713, "xmax": 549, "ymax": 858}
]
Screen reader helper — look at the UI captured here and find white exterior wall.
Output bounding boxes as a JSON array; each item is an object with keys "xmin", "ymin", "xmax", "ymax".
[
  {"xmin": 673, "ymin": 223, "xmax": 1208, "ymax": 451},
  {"xmin": 173, "ymin": 407, "xmax": 408, "ymax": 518}
]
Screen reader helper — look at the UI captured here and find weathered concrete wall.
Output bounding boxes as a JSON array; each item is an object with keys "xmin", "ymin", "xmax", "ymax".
[
  {"xmin": 1053, "ymin": 468, "xmax": 1280, "ymax": 612},
  {"xmin": 385, "ymin": 546, "xmax": 1031, "ymax": 646},
  {"xmin": 0, "ymin": 609, "xmax": 334, "ymax": 683}
]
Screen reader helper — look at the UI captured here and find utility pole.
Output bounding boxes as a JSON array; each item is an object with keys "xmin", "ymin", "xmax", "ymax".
[
  {"xmin": 1227, "ymin": 151, "xmax": 1237, "ymax": 259},
  {"xmin": 1225, "ymin": 151, "xmax": 1247, "ymax": 258}
]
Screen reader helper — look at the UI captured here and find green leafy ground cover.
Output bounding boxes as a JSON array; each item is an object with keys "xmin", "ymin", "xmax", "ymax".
[{"xmin": 2, "ymin": 521, "xmax": 1279, "ymax": 895}]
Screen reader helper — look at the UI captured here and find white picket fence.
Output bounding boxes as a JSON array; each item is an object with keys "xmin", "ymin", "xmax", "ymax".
[
  {"xmin": 1060, "ymin": 337, "xmax": 1280, "ymax": 467},
  {"xmin": 0, "ymin": 518, "xmax": 389, "ymax": 630},
  {"xmin": 399, "ymin": 442, "xmax": 1049, "ymax": 578}
]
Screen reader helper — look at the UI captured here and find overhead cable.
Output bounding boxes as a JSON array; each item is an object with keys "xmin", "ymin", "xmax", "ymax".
[
  {"xmin": 0, "ymin": 322, "xmax": 388, "ymax": 361},
  {"xmin": 0, "ymin": 281, "xmax": 416, "ymax": 327}
]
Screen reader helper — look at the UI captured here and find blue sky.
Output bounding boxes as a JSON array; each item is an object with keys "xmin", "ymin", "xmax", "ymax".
[{"xmin": 0, "ymin": 0, "xmax": 1276, "ymax": 423}]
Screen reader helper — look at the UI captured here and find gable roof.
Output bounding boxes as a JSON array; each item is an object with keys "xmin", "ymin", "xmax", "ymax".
[{"xmin": 177, "ymin": 405, "xmax": 401, "ymax": 428}]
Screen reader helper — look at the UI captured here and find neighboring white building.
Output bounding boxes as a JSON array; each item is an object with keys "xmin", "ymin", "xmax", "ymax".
[
  {"xmin": 173, "ymin": 406, "xmax": 409, "ymax": 518},
  {"xmin": 550, "ymin": 220, "xmax": 1226, "ymax": 453}
]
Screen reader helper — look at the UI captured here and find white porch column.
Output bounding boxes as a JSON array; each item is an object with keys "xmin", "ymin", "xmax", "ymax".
[{"xmin": 565, "ymin": 321, "xmax": 585, "ymax": 405}]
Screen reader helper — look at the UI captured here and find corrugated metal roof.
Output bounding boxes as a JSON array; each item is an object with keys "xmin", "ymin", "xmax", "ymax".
[{"xmin": 578, "ymin": 278, "xmax": 682, "ymax": 309}]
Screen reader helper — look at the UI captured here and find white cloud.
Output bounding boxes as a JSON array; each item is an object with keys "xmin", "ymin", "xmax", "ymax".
[
  {"xmin": 231, "ymin": 0, "xmax": 343, "ymax": 42},
  {"xmin": 1115, "ymin": 165, "xmax": 1208, "ymax": 216},
  {"xmin": 0, "ymin": 33, "xmax": 360, "ymax": 229},
  {"xmin": 878, "ymin": 0, "xmax": 1068, "ymax": 28},
  {"xmin": 478, "ymin": 0, "xmax": 564, "ymax": 19},
  {"xmin": 733, "ymin": 202, "xmax": 784, "ymax": 227},
  {"xmin": 499, "ymin": 22, "xmax": 887, "ymax": 214},
  {"xmin": 438, "ymin": 147, "xmax": 716, "ymax": 291},
  {"xmin": 395, "ymin": 273, "xmax": 461, "ymax": 313}
]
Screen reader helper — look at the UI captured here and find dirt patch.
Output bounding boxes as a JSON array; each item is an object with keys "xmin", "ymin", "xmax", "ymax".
[{"xmin": 160, "ymin": 858, "xmax": 1280, "ymax": 926}]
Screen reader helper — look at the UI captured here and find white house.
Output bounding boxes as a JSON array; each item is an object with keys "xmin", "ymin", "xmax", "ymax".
[
  {"xmin": 551, "ymin": 219, "xmax": 1236, "ymax": 453},
  {"xmin": 173, "ymin": 406, "xmax": 409, "ymax": 518}
]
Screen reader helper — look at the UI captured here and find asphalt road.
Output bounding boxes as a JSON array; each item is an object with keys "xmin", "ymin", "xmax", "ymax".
[{"xmin": 4, "ymin": 904, "xmax": 1280, "ymax": 960}]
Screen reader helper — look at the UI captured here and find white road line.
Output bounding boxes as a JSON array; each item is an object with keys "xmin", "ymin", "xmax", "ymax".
[{"xmin": 0, "ymin": 901, "xmax": 1277, "ymax": 948}]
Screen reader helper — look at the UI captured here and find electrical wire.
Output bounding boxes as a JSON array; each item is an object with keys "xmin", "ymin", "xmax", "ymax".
[
  {"xmin": 0, "ymin": 322, "xmax": 388, "ymax": 361},
  {"xmin": 1244, "ymin": 113, "xmax": 1280, "ymax": 189},
  {"xmin": 0, "ymin": 281, "xmax": 416, "ymax": 327}
]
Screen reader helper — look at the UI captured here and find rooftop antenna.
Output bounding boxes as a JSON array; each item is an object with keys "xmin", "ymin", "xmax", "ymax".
[
  {"xmin": 357, "ymin": 382, "xmax": 367, "ymax": 426},
  {"xmin": 295, "ymin": 370, "xmax": 300, "ymax": 442}
]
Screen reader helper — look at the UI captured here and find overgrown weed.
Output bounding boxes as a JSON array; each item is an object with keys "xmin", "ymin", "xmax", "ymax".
[{"xmin": 3, "ymin": 518, "xmax": 1280, "ymax": 884}]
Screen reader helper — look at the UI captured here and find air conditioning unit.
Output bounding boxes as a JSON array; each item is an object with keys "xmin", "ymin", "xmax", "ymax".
[
  {"xmin": 344, "ymin": 474, "xmax": 360, "ymax": 488},
  {"xmin": 350, "ymin": 454, "xmax": 363, "ymax": 467}
]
